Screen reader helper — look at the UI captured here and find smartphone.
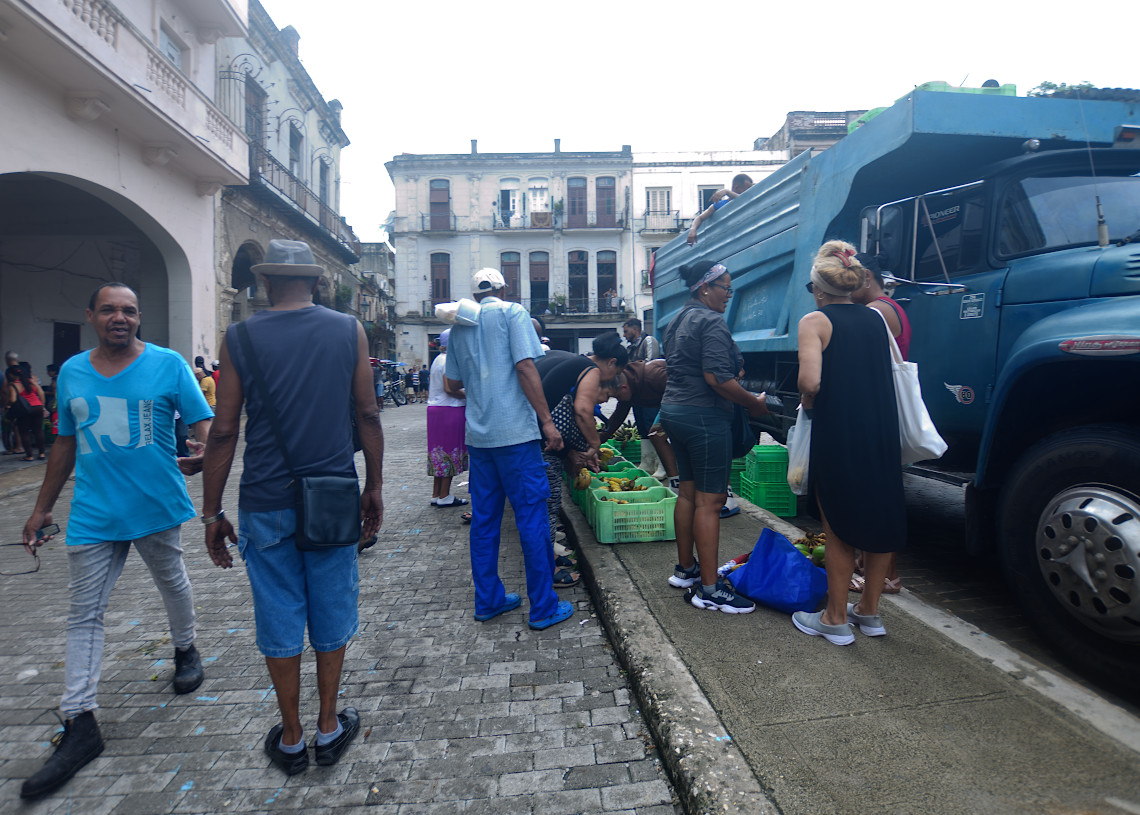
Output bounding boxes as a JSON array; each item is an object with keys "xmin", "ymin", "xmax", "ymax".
[{"xmin": 36, "ymin": 524, "xmax": 60, "ymax": 541}]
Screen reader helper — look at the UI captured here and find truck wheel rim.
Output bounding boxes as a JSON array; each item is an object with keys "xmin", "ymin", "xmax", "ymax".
[{"xmin": 1036, "ymin": 486, "xmax": 1140, "ymax": 641}]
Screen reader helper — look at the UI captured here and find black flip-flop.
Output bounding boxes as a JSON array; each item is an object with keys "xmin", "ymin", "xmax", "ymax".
[
  {"xmin": 553, "ymin": 568, "xmax": 580, "ymax": 588},
  {"xmin": 555, "ymin": 555, "xmax": 576, "ymax": 569},
  {"xmin": 461, "ymin": 512, "xmax": 472, "ymax": 524}
]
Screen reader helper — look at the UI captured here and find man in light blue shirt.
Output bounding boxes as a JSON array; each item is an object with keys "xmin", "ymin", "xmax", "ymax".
[
  {"xmin": 20, "ymin": 283, "xmax": 213, "ymax": 800},
  {"xmin": 445, "ymin": 268, "xmax": 573, "ymax": 630}
]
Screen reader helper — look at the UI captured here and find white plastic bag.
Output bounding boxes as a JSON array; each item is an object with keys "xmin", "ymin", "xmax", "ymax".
[{"xmin": 785, "ymin": 405, "xmax": 811, "ymax": 496}]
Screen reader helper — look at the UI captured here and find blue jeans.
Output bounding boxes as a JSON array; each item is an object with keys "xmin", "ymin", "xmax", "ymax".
[
  {"xmin": 468, "ymin": 441, "xmax": 558, "ymax": 623},
  {"xmin": 62, "ymin": 526, "xmax": 195, "ymax": 717},
  {"xmin": 237, "ymin": 508, "xmax": 359, "ymax": 658}
]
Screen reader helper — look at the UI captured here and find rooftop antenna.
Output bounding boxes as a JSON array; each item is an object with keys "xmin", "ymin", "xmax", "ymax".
[{"xmin": 1076, "ymin": 87, "xmax": 1110, "ymax": 247}]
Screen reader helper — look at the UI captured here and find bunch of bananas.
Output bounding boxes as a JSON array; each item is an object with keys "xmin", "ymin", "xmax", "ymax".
[
  {"xmin": 605, "ymin": 477, "xmax": 647, "ymax": 492},
  {"xmin": 599, "ymin": 447, "xmax": 615, "ymax": 463},
  {"xmin": 793, "ymin": 532, "xmax": 827, "ymax": 566},
  {"xmin": 574, "ymin": 468, "xmax": 593, "ymax": 490},
  {"xmin": 612, "ymin": 424, "xmax": 639, "ymax": 443},
  {"xmin": 599, "ymin": 496, "xmax": 631, "ymax": 504}
]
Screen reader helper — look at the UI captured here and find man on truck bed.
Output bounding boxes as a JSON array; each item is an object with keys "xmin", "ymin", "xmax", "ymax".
[{"xmin": 686, "ymin": 174, "xmax": 753, "ymax": 246}]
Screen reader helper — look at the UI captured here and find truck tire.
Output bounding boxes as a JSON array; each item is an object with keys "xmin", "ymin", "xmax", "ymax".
[{"xmin": 999, "ymin": 425, "xmax": 1140, "ymax": 690}]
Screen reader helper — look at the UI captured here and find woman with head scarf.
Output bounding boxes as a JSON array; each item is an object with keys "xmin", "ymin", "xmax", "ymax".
[{"xmin": 659, "ymin": 260, "xmax": 771, "ymax": 614}]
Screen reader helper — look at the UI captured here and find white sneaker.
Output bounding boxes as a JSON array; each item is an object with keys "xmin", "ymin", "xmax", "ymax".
[{"xmin": 666, "ymin": 476, "xmax": 680, "ymax": 494}]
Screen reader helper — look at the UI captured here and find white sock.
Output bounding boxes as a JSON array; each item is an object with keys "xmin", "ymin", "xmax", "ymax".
[
  {"xmin": 279, "ymin": 732, "xmax": 305, "ymax": 753},
  {"xmin": 437, "ymin": 495, "xmax": 456, "ymax": 506}
]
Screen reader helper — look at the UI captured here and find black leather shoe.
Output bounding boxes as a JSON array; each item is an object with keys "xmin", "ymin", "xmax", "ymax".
[
  {"xmin": 264, "ymin": 724, "xmax": 309, "ymax": 775},
  {"xmin": 20, "ymin": 711, "xmax": 104, "ymax": 799},
  {"xmin": 313, "ymin": 708, "xmax": 360, "ymax": 766},
  {"xmin": 172, "ymin": 644, "xmax": 204, "ymax": 695}
]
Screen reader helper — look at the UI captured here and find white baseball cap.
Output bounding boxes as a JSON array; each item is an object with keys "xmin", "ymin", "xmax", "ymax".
[{"xmin": 472, "ymin": 268, "xmax": 506, "ymax": 292}]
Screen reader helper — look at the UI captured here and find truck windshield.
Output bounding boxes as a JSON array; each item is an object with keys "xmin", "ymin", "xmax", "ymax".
[{"xmin": 997, "ymin": 173, "xmax": 1140, "ymax": 257}]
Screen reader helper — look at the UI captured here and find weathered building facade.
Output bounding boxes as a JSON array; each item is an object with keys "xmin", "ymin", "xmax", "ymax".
[
  {"xmin": 0, "ymin": 0, "xmax": 248, "ymax": 372},
  {"xmin": 211, "ymin": 0, "xmax": 359, "ymax": 356},
  {"xmin": 385, "ymin": 142, "xmax": 635, "ymax": 365}
]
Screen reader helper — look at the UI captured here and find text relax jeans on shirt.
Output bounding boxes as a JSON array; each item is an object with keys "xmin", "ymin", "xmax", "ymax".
[
  {"xmin": 63, "ymin": 526, "xmax": 195, "ymax": 717},
  {"xmin": 468, "ymin": 440, "xmax": 559, "ymax": 623}
]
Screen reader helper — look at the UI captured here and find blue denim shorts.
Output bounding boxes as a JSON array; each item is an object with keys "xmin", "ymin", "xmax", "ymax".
[
  {"xmin": 237, "ymin": 508, "xmax": 359, "ymax": 658},
  {"xmin": 659, "ymin": 405, "xmax": 732, "ymax": 494}
]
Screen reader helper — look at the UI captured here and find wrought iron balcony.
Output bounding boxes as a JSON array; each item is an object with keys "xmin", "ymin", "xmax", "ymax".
[
  {"xmin": 562, "ymin": 209, "xmax": 627, "ymax": 229},
  {"xmin": 492, "ymin": 211, "xmax": 560, "ymax": 230},
  {"xmin": 636, "ymin": 211, "xmax": 682, "ymax": 232},
  {"xmin": 249, "ymin": 142, "xmax": 360, "ymax": 257},
  {"xmin": 420, "ymin": 213, "xmax": 458, "ymax": 232}
]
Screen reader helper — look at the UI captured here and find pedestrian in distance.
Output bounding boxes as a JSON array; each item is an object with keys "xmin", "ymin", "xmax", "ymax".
[
  {"xmin": 3, "ymin": 349, "xmax": 26, "ymax": 455},
  {"xmin": 792, "ymin": 240, "xmax": 906, "ymax": 646},
  {"xmin": 428, "ymin": 328, "xmax": 468, "ymax": 508},
  {"xmin": 200, "ymin": 239, "xmax": 384, "ymax": 776},
  {"xmin": 7, "ymin": 361, "xmax": 47, "ymax": 460},
  {"xmin": 659, "ymin": 261, "xmax": 771, "ymax": 614},
  {"xmin": 19, "ymin": 282, "xmax": 213, "ymax": 800},
  {"xmin": 444, "ymin": 267, "xmax": 573, "ymax": 630}
]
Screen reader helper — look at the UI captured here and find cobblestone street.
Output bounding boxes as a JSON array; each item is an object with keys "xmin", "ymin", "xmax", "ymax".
[{"xmin": 0, "ymin": 404, "xmax": 677, "ymax": 814}]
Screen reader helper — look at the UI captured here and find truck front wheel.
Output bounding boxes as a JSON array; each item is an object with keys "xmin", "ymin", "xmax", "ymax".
[{"xmin": 999, "ymin": 426, "xmax": 1140, "ymax": 689}]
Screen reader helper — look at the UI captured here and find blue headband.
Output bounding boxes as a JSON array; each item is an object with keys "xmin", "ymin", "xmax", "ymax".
[{"xmin": 690, "ymin": 263, "xmax": 728, "ymax": 292}]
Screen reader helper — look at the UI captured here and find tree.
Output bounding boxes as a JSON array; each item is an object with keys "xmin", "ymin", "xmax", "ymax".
[
  {"xmin": 1028, "ymin": 81, "xmax": 1096, "ymax": 98},
  {"xmin": 335, "ymin": 283, "xmax": 354, "ymax": 313}
]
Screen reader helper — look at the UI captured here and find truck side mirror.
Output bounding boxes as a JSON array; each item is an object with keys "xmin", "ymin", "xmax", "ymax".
[{"xmin": 861, "ymin": 205, "xmax": 905, "ymax": 274}]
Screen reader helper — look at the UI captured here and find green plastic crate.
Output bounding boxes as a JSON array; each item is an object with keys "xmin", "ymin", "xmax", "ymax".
[
  {"xmin": 591, "ymin": 487, "xmax": 676, "ymax": 543},
  {"xmin": 739, "ymin": 474, "xmax": 759, "ymax": 504},
  {"xmin": 730, "ymin": 457, "xmax": 747, "ymax": 493},
  {"xmin": 619, "ymin": 439, "xmax": 641, "ymax": 465},
  {"xmin": 587, "ymin": 476, "xmax": 661, "ymax": 524},
  {"xmin": 745, "ymin": 445, "xmax": 789, "ymax": 483},
  {"xmin": 751, "ymin": 480, "xmax": 798, "ymax": 518}
]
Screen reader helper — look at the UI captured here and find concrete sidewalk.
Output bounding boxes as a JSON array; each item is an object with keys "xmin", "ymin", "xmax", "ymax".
[{"xmin": 567, "ymin": 492, "xmax": 1140, "ymax": 815}]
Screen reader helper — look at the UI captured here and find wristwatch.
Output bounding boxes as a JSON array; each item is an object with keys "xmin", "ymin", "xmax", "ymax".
[{"xmin": 201, "ymin": 510, "xmax": 225, "ymax": 525}]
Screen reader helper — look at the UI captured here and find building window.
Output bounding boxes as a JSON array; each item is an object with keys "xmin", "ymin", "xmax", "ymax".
[
  {"xmin": 529, "ymin": 251, "xmax": 549, "ymax": 314},
  {"xmin": 244, "ymin": 77, "xmax": 266, "ymax": 144},
  {"xmin": 501, "ymin": 252, "xmax": 520, "ymax": 302},
  {"xmin": 698, "ymin": 185, "xmax": 720, "ymax": 211},
  {"xmin": 528, "ymin": 177, "xmax": 551, "ymax": 228},
  {"xmin": 319, "ymin": 161, "xmax": 331, "ymax": 204},
  {"xmin": 568, "ymin": 250, "xmax": 588, "ymax": 311},
  {"xmin": 159, "ymin": 26, "xmax": 184, "ymax": 70},
  {"xmin": 567, "ymin": 177, "xmax": 587, "ymax": 228},
  {"xmin": 597, "ymin": 177, "xmax": 616, "ymax": 227},
  {"xmin": 289, "ymin": 125, "xmax": 303, "ymax": 179},
  {"xmin": 597, "ymin": 250, "xmax": 617, "ymax": 311},
  {"xmin": 429, "ymin": 179, "xmax": 451, "ymax": 231},
  {"xmin": 430, "ymin": 253, "xmax": 450, "ymax": 304},
  {"xmin": 499, "ymin": 178, "xmax": 520, "ymax": 227},
  {"xmin": 646, "ymin": 187, "xmax": 673, "ymax": 230}
]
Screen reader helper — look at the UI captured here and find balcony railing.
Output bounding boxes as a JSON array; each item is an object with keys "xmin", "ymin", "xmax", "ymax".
[
  {"xmin": 492, "ymin": 211, "xmax": 561, "ymax": 230},
  {"xmin": 635, "ymin": 211, "xmax": 682, "ymax": 232},
  {"xmin": 420, "ymin": 213, "xmax": 458, "ymax": 232},
  {"xmin": 562, "ymin": 209, "xmax": 627, "ymax": 229},
  {"xmin": 249, "ymin": 142, "xmax": 360, "ymax": 256}
]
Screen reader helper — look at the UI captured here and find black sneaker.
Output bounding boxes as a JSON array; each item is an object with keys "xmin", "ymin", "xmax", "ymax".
[
  {"xmin": 20, "ymin": 711, "xmax": 104, "ymax": 799},
  {"xmin": 668, "ymin": 561, "xmax": 701, "ymax": 588},
  {"xmin": 264, "ymin": 724, "xmax": 309, "ymax": 775},
  {"xmin": 690, "ymin": 579, "xmax": 756, "ymax": 614},
  {"xmin": 313, "ymin": 707, "xmax": 360, "ymax": 766},
  {"xmin": 172, "ymin": 644, "xmax": 204, "ymax": 695}
]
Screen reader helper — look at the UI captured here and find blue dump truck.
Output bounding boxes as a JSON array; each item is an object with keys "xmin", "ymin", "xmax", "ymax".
[{"xmin": 653, "ymin": 88, "xmax": 1140, "ymax": 683}]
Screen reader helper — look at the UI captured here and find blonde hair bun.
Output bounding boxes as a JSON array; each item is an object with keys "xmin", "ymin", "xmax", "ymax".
[{"xmin": 813, "ymin": 240, "xmax": 865, "ymax": 293}]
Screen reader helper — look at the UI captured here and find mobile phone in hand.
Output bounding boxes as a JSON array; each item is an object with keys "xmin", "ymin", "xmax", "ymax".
[{"xmin": 36, "ymin": 524, "xmax": 60, "ymax": 541}]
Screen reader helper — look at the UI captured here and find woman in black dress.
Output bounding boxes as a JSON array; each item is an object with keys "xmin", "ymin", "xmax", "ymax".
[{"xmin": 793, "ymin": 240, "xmax": 905, "ymax": 645}]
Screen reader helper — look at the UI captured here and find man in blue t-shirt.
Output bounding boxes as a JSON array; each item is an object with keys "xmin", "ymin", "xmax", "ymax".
[{"xmin": 19, "ymin": 283, "xmax": 213, "ymax": 801}]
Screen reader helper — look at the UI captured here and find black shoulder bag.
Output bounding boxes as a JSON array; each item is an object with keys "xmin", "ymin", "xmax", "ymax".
[{"xmin": 237, "ymin": 322, "xmax": 361, "ymax": 551}]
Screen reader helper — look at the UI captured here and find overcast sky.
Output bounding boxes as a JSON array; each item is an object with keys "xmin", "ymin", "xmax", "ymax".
[{"xmin": 259, "ymin": 0, "xmax": 1132, "ymax": 243}]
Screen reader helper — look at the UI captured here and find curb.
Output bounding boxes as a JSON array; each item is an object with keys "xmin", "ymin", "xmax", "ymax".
[{"xmin": 565, "ymin": 496, "xmax": 783, "ymax": 815}]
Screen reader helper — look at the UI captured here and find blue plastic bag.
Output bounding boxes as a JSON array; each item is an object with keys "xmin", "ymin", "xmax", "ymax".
[{"xmin": 728, "ymin": 528, "xmax": 827, "ymax": 614}]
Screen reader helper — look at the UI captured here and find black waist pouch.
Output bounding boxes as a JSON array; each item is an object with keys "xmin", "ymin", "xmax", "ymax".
[{"xmin": 294, "ymin": 475, "xmax": 361, "ymax": 551}]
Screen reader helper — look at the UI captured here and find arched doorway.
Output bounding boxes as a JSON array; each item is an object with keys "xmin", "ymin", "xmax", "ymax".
[
  {"xmin": 0, "ymin": 172, "xmax": 187, "ymax": 374},
  {"xmin": 229, "ymin": 241, "xmax": 265, "ymax": 325}
]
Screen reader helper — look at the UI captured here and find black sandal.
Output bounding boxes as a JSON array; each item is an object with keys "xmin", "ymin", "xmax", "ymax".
[{"xmin": 553, "ymin": 568, "xmax": 580, "ymax": 588}]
